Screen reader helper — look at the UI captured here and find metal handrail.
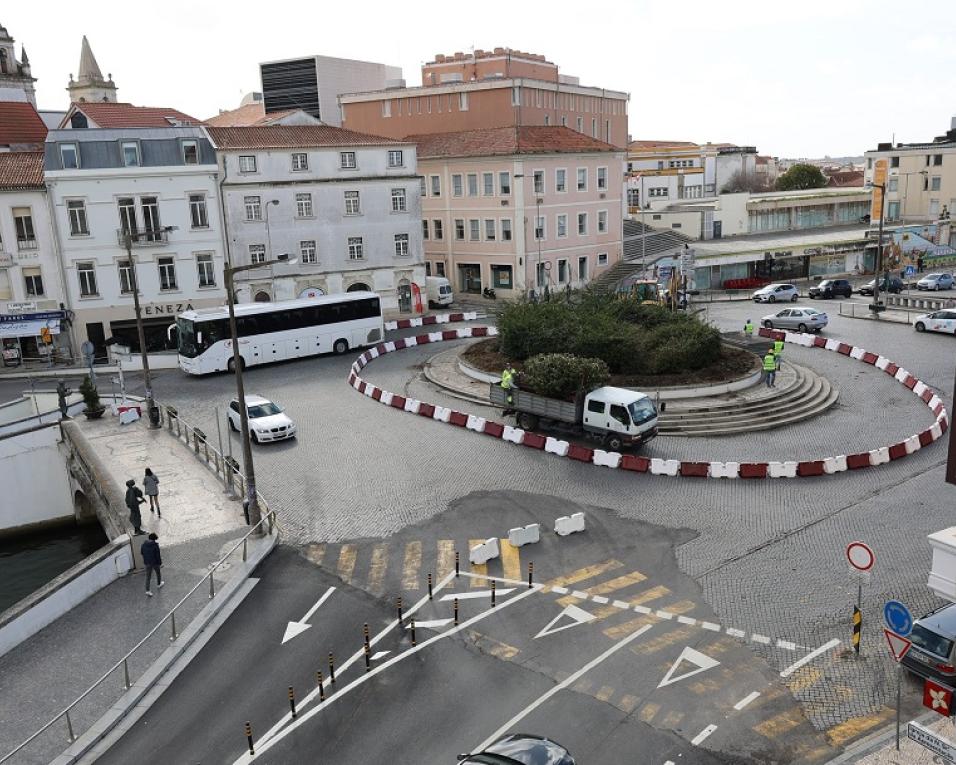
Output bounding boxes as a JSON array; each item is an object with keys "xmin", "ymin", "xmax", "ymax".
[{"xmin": 1, "ymin": 407, "xmax": 278, "ymax": 763}]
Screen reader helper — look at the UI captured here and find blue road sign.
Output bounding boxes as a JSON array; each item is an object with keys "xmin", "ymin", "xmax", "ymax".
[
  {"xmin": 905, "ymin": 265, "xmax": 916, "ymax": 278},
  {"xmin": 884, "ymin": 600, "xmax": 913, "ymax": 636}
]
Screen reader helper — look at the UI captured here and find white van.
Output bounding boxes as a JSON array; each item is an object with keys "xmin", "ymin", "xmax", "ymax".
[{"xmin": 426, "ymin": 276, "xmax": 453, "ymax": 308}]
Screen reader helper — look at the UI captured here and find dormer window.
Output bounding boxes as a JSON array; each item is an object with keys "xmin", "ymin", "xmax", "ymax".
[
  {"xmin": 182, "ymin": 140, "xmax": 199, "ymax": 165},
  {"xmin": 121, "ymin": 141, "xmax": 140, "ymax": 167},
  {"xmin": 60, "ymin": 143, "xmax": 79, "ymax": 169}
]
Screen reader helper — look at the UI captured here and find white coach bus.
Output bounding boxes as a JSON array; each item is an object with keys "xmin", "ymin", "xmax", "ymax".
[{"xmin": 176, "ymin": 292, "xmax": 383, "ymax": 375}]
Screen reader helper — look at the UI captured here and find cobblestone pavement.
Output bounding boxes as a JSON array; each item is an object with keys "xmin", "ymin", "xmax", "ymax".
[{"xmin": 136, "ymin": 303, "xmax": 954, "ymax": 749}]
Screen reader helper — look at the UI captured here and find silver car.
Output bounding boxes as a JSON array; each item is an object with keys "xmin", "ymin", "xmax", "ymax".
[
  {"xmin": 752, "ymin": 283, "xmax": 799, "ymax": 303},
  {"xmin": 916, "ymin": 272, "xmax": 955, "ymax": 291},
  {"xmin": 761, "ymin": 306, "xmax": 828, "ymax": 333}
]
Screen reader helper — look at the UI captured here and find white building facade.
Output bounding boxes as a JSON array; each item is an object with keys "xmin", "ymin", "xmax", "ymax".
[
  {"xmin": 44, "ymin": 127, "xmax": 227, "ymax": 360},
  {"xmin": 206, "ymin": 125, "xmax": 426, "ymax": 313}
]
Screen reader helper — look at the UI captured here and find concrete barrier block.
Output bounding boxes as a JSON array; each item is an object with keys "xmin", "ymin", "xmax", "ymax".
[
  {"xmin": 483, "ymin": 421, "xmax": 504, "ymax": 438},
  {"xmin": 466, "ymin": 415, "xmax": 486, "ymax": 432},
  {"xmin": 464, "ymin": 311, "xmax": 478, "ymax": 320},
  {"xmin": 846, "ymin": 452, "xmax": 871, "ymax": 470},
  {"xmin": 650, "ymin": 458, "xmax": 680, "ymax": 476},
  {"xmin": 921, "ymin": 388, "xmax": 935, "ymax": 404},
  {"xmin": 421, "ymin": 315, "xmax": 438, "ymax": 326},
  {"xmin": 885, "ymin": 362, "xmax": 899, "ymax": 376},
  {"xmin": 869, "ymin": 447, "xmax": 890, "ymax": 466},
  {"xmin": 404, "ymin": 398, "xmax": 421, "ymax": 414},
  {"xmin": 680, "ymin": 461, "xmax": 710, "ymax": 477},
  {"xmin": 905, "ymin": 435, "xmax": 921, "ymax": 454},
  {"xmin": 469, "ymin": 537, "xmax": 500, "ymax": 565},
  {"xmin": 929, "ymin": 395, "xmax": 943, "ymax": 410},
  {"xmin": 709, "ymin": 461, "xmax": 739, "ymax": 478},
  {"xmin": 620, "ymin": 454, "xmax": 650, "ymax": 472},
  {"xmin": 544, "ymin": 437, "xmax": 570, "ymax": 456},
  {"xmin": 592, "ymin": 449, "xmax": 621, "ymax": 468},
  {"xmin": 457, "ymin": 327, "xmax": 473, "ymax": 338},
  {"xmin": 797, "ymin": 460, "xmax": 825, "ymax": 477},
  {"xmin": 522, "ymin": 433, "xmax": 546, "ymax": 449},
  {"xmin": 508, "ymin": 524, "xmax": 540, "ymax": 547},
  {"xmin": 862, "ymin": 352, "xmax": 879, "ymax": 365},
  {"xmin": 849, "ymin": 347, "xmax": 865, "ymax": 360},
  {"xmin": 768, "ymin": 461, "xmax": 798, "ymax": 478},
  {"xmin": 888, "ymin": 442, "xmax": 907, "ymax": 460},
  {"xmin": 367, "ymin": 347, "xmax": 380, "ymax": 360},
  {"xmin": 919, "ymin": 430, "xmax": 935, "ymax": 447},
  {"xmin": 824, "ymin": 338, "xmax": 841, "ymax": 351},
  {"xmin": 567, "ymin": 444, "xmax": 594, "ymax": 462},
  {"xmin": 428, "ymin": 331, "xmax": 444, "ymax": 342},
  {"xmin": 837, "ymin": 343, "xmax": 852, "ymax": 356},
  {"xmin": 487, "ymin": 326, "xmax": 499, "ymax": 337},
  {"xmin": 813, "ymin": 335, "xmax": 828, "ymax": 347},
  {"xmin": 404, "ymin": 336, "xmax": 418, "ymax": 348},
  {"xmin": 894, "ymin": 367, "xmax": 910, "ymax": 383},
  {"xmin": 555, "ymin": 512, "xmax": 586, "ymax": 536},
  {"xmin": 364, "ymin": 385, "xmax": 377, "ymax": 398},
  {"xmin": 448, "ymin": 411, "xmax": 469, "ymax": 427},
  {"xmin": 379, "ymin": 391, "xmax": 393, "ymax": 406},
  {"xmin": 739, "ymin": 462, "xmax": 769, "ymax": 479},
  {"xmin": 384, "ymin": 320, "xmax": 397, "ymax": 331},
  {"xmin": 383, "ymin": 341, "xmax": 396, "ymax": 353},
  {"xmin": 875, "ymin": 356, "xmax": 890, "ymax": 370},
  {"xmin": 931, "ymin": 422, "xmax": 943, "ymax": 440},
  {"xmin": 758, "ymin": 327, "xmax": 773, "ymax": 338},
  {"xmin": 389, "ymin": 394, "xmax": 406, "ymax": 409},
  {"xmin": 502, "ymin": 426, "xmax": 525, "ymax": 444},
  {"xmin": 441, "ymin": 330, "xmax": 458, "ymax": 341},
  {"xmin": 433, "ymin": 406, "xmax": 452, "ymax": 423},
  {"xmin": 914, "ymin": 381, "xmax": 928, "ymax": 397},
  {"xmin": 823, "ymin": 455, "xmax": 848, "ymax": 474},
  {"xmin": 472, "ymin": 327, "xmax": 488, "ymax": 337}
]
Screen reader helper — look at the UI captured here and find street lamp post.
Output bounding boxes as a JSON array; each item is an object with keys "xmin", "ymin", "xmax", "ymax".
[
  {"xmin": 124, "ymin": 225, "xmax": 176, "ymax": 427},
  {"xmin": 866, "ymin": 181, "xmax": 887, "ymax": 313},
  {"xmin": 224, "ymin": 252, "xmax": 295, "ymax": 533}
]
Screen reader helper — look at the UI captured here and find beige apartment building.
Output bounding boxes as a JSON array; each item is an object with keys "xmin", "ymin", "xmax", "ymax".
[
  {"xmin": 415, "ymin": 126, "xmax": 624, "ymax": 297},
  {"xmin": 864, "ymin": 117, "xmax": 956, "ymax": 224},
  {"xmin": 338, "ymin": 48, "xmax": 629, "ymax": 148}
]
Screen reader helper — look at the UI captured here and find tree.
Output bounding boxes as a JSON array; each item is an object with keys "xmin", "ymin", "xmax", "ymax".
[
  {"xmin": 721, "ymin": 170, "xmax": 772, "ymax": 194},
  {"xmin": 775, "ymin": 163, "xmax": 826, "ymax": 191}
]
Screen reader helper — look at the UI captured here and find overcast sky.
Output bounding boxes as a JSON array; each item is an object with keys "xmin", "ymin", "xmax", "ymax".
[{"xmin": 5, "ymin": 1, "xmax": 954, "ymax": 158}]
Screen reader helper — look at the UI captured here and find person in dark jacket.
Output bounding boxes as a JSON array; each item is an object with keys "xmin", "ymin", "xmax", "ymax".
[
  {"xmin": 143, "ymin": 468, "xmax": 160, "ymax": 516},
  {"xmin": 141, "ymin": 533, "xmax": 163, "ymax": 596},
  {"xmin": 125, "ymin": 479, "xmax": 146, "ymax": 535}
]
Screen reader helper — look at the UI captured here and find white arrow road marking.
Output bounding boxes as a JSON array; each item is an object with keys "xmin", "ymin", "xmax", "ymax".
[
  {"xmin": 440, "ymin": 588, "xmax": 515, "ymax": 601},
  {"xmin": 534, "ymin": 604, "xmax": 596, "ymax": 639},
  {"xmin": 407, "ymin": 618, "xmax": 454, "ymax": 629},
  {"xmin": 281, "ymin": 586, "xmax": 336, "ymax": 645},
  {"xmin": 657, "ymin": 646, "xmax": 720, "ymax": 688}
]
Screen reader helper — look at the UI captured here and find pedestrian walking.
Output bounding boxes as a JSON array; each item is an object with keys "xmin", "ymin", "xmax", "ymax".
[
  {"xmin": 141, "ymin": 533, "xmax": 164, "ymax": 596},
  {"xmin": 500, "ymin": 365, "xmax": 517, "ymax": 405},
  {"xmin": 743, "ymin": 319, "xmax": 754, "ymax": 338},
  {"xmin": 56, "ymin": 379, "xmax": 71, "ymax": 418},
  {"xmin": 762, "ymin": 349, "xmax": 777, "ymax": 388},
  {"xmin": 143, "ymin": 468, "xmax": 160, "ymax": 517},
  {"xmin": 917, "ymin": 255, "xmax": 924, "ymax": 273},
  {"xmin": 125, "ymin": 479, "xmax": 146, "ymax": 535},
  {"xmin": 772, "ymin": 337, "xmax": 784, "ymax": 370}
]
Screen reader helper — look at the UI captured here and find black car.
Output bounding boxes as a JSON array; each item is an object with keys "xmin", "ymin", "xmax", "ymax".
[
  {"xmin": 459, "ymin": 734, "xmax": 576, "ymax": 765},
  {"xmin": 808, "ymin": 279, "xmax": 852, "ymax": 299},
  {"xmin": 858, "ymin": 276, "xmax": 904, "ymax": 296}
]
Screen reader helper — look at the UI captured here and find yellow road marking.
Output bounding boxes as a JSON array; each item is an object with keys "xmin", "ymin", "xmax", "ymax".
[
  {"xmin": 467, "ymin": 630, "xmax": 520, "ymax": 660},
  {"xmin": 619, "ymin": 694, "xmax": 639, "ymax": 714},
  {"xmin": 753, "ymin": 708, "xmax": 804, "ymax": 739},
  {"xmin": 304, "ymin": 543, "xmax": 325, "ymax": 567},
  {"xmin": 336, "ymin": 544, "xmax": 357, "ymax": 585},
  {"xmin": 500, "ymin": 539, "xmax": 522, "ymax": 582},
  {"xmin": 366, "ymin": 543, "xmax": 388, "ymax": 596},
  {"xmin": 402, "ymin": 541, "xmax": 422, "ymax": 591},
  {"xmin": 469, "ymin": 538, "xmax": 487, "ymax": 587},
  {"xmin": 660, "ymin": 709, "xmax": 684, "ymax": 728},
  {"xmin": 602, "ymin": 596, "xmax": 691, "ymax": 639},
  {"xmin": 629, "ymin": 624, "xmax": 696, "ymax": 655},
  {"xmin": 638, "ymin": 702, "xmax": 660, "ymax": 723},
  {"xmin": 688, "ymin": 678, "xmax": 722, "ymax": 695},
  {"xmin": 437, "ymin": 540, "xmax": 456, "ymax": 579},
  {"xmin": 542, "ymin": 559, "xmax": 624, "ymax": 590},
  {"xmin": 573, "ymin": 678, "xmax": 594, "ymax": 694},
  {"xmin": 557, "ymin": 570, "xmax": 648, "ymax": 607},
  {"xmin": 595, "ymin": 685, "xmax": 615, "ymax": 702},
  {"xmin": 785, "ymin": 667, "xmax": 822, "ymax": 694},
  {"xmin": 825, "ymin": 707, "xmax": 894, "ymax": 747}
]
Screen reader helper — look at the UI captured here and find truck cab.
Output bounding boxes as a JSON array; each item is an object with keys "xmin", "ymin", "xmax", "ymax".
[{"xmin": 580, "ymin": 387, "xmax": 659, "ymax": 449}]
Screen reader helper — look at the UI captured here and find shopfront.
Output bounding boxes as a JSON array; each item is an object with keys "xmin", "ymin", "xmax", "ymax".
[{"xmin": 0, "ymin": 310, "xmax": 67, "ymax": 367}]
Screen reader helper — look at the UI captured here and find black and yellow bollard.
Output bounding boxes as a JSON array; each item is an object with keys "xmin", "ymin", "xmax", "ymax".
[
  {"xmin": 316, "ymin": 670, "xmax": 325, "ymax": 702},
  {"xmin": 454, "ymin": 597, "xmax": 459, "ymax": 626},
  {"xmin": 245, "ymin": 721, "xmax": 255, "ymax": 755},
  {"xmin": 364, "ymin": 641, "xmax": 371, "ymax": 672},
  {"xmin": 455, "ymin": 550, "xmax": 460, "ymax": 578},
  {"xmin": 363, "ymin": 623, "xmax": 371, "ymax": 652},
  {"xmin": 491, "ymin": 579, "xmax": 496, "ymax": 607},
  {"xmin": 328, "ymin": 652, "xmax": 336, "ymax": 685},
  {"xmin": 288, "ymin": 686, "xmax": 297, "ymax": 719},
  {"xmin": 528, "ymin": 561, "xmax": 534, "ymax": 589},
  {"xmin": 853, "ymin": 606, "xmax": 862, "ymax": 655},
  {"xmin": 410, "ymin": 618, "xmax": 417, "ymax": 646},
  {"xmin": 397, "ymin": 596, "xmax": 403, "ymax": 624},
  {"xmin": 428, "ymin": 573, "xmax": 433, "ymax": 600}
]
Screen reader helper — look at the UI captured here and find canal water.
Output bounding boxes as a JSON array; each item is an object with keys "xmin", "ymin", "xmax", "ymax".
[{"xmin": 0, "ymin": 523, "xmax": 108, "ymax": 614}]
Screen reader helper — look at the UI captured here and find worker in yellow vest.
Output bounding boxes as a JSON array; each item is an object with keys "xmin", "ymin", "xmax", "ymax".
[
  {"xmin": 762, "ymin": 350, "xmax": 777, "ymax": 388},
  {"xmin": 743, "ymin": 319, "xmax": 754, "ymax": 337},
  {"xmin": 772, "ymin": 338, "xmax": 784, "ymax": 370},
  {"xmin": 500, "ymin": 366, "xmax": 517, "ymax": 405}
]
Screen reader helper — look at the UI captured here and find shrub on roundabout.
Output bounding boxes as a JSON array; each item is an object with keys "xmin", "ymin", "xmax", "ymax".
[{"xmin": 520, "ymin": 353, "xmax": 610, "ymax": 399}]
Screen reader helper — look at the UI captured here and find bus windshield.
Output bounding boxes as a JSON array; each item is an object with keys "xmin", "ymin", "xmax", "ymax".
[{"xmin": 177, "ymin": 317, "xmax": 198, "ymax": 358}]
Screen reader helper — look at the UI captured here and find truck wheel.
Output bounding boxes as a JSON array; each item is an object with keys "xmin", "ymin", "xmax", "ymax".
[
  {"xmin": 605, "ymin": 435, "xmax": 623, "ymax": 451},
  {"xmin": 516, "ymin": 412, "xmax": 538, "ymax": 431}
]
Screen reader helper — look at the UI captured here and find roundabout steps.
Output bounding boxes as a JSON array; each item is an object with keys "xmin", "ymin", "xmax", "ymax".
[{"xmin": 658, "ymin": 363, "xmax": 838, "ymax": 436}]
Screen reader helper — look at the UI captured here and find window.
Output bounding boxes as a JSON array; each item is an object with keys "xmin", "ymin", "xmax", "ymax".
[
  {"xmin": 467, "ymin": 174, "xmax": 478, "ymax": 196},
  {"xmin": 578, "ymin": 256, "xmax": 588, "ymax": 282},
  {"xmin": 597, "ymin": 167, "xmax": 607, "ymax": 190},
  {"xmin": 189, "ymin": 194, "xmax": 208, "ymax": 229},
  {"xmin": 430, "ymin": 175, "xmax": 441, "ymax": 197},
  {"xmin": 249, "ymin": 244, "xmax": 266, "ymax": 264},
  {"xmin": 930, "ymin": 199, "xmax": 941, "ymax": 216},
  {"xmin": 422, "ymin": 220, "xmax": 429, "ymax": 239},
  {"xmin": 455, "ymin": 219, "xmax": 465, "ymax": 240},
  {"xmin": 391, "ymin": 188, "xmax": 407, "ymax": 212},
  {"xmin": 158, "ymin": 256, "xmax": 177, "ymax": 290},
  {"xmin": 535, "ymin": 216, "xmax": 545, "ymax": 240},
  {"xmin": 598, "ymin": 252, "xmax": 608, "ymax": 266},
  {"xmin": 340, "ymin": 151, "xmax": 357, "ymax": 169},
  {"xmin": 577, "ymin": 168, "xmax": 587, "ymax": 191},
  {"xmin": 118, "ymin": 197, "xmax": 137, "ymax": 234},
  {"xmin": 557, "ymin": 214, "xmax": 568, "ymax": 237},
  {"xmin": 484, "ymin": 219, "xmax": 496, "ymax": 241},
  {"xmin": 433, "ymin": 220, "xmax": 443, "ymax": 240},
  {"xmin": 511, "ymin": 86, "xmax": 520, "ymax": 106},
  {"xmin": 382, "ymin": 100, "xmax": 392, "ymax": 118},
  {"xmin": 23, "ymin": 267, "xmax": 43, "ymax": 296},
  {"xmin": 419, "ymin": 177, "xmax": 426, "ymax": 196},
  {"xmin": 348, "ymin": 236, "xmax": 364, "ymax": 259},
  {"xmin": 544, "ymin": 115, "xmax": 550, "ymax": 126},
  {"xmin": 556, "ymin": 169, "xmax": 567, "ymax": 193},
  {"xmin": 558, "ymin": 259, "xmax": 568, "ymax": 283},
  {"xmin": 932, "ymin": 176, "xmax": 942, "ymax": 191},
  {"xmin": 13, "ymin": 208, "xmax": 35, "ymax": 249},
  {"xmin": 388, "ymin": 150, "xmax": 403, "ymax": 168},
  {"xmin": 648, "ymin": 187, "xmax": 668, "ymax": 198},
  {"xmin": 501, "ymin": 218, "xmax": 512, "ymax": 241},
  {"xmin": 394, "ymin": 233, "xmax": 409, "ymax": 257},
  {"xmin": 435, "ymin": 261, "xmax": 445, "ymax": 277},
  {"xmin": 452, "ymin": 174, "xmax": 463, "ymax": 197},
  {"xmin": 578, "ymin": 212, "xmax": 588, "ymax": 235},
  {"xmin": 888, "ymin": 178, "xmax": 899, "ymax": 192},
  {"xmin": 295, "ymin": 192, "xmax": 313, "ymax": 218},
  {"xmin": 890, "ymin": 156, "xmax": 900, "ymax": 168},
  {"xmin": 483, "ymin": 172, "xmax": 494, "ymax": 196},
  {"xmin": 245, "ymin": 195, "xmax": 262, "ymax": 221},
  {"xmin": 469, "ymin": 219, "xmax": 480, "ymax": 241},
  {"xmin": 492, "ymin": 264, "xmax": 512, "ymax": 288},
  {"xmin": 499, "ymin": 172, "xmax": 511, "ymax": 195},
  {"xmin": 60, "ymin": 143, "xmax": 79, "ymax": 169},
  {"xmin": 536, "ymin": 262, "xmax": 546, "ymax": 287},
  {"xmin": 291, "ymin": 153, "xmax": 309, "ymax": 171},
  {"xmin": 934, "ymin": 154, "xmax": 943, "ymax": 166},
  {"xmin": 141, "ymin": 196, "xmax": 161, "ymax": 238},
  {"xmin": 300, "ymin": 240, "xmax": 317, "ymax": 264},
  {"xmin": 121, "ymin": 142, "xmax": 140, "ymax": 167},
  {"xmin": 425, "ymin": 262, "xmax": 432, "ymax": 276},
  {"xmin": 598, "ymin": 210, "xmax": 608, "ymax": 233},
  {"xmin": 239, "ymin": 155, "xmax": 257, "ymax": 173},
  {"xmin": 196, "ymin": 253, "xmax": 216, "ymax": 287},
  {"xmin": 561, "ymin": 116, "xmax": 567, "ymax": 127},
  {"xmin": 533, "ymin": 170, "xmax": 544, "ymax": 194},
  {"xmin": 459, "ymin": 92, "xmax": 469, "ymax": 111},
  {"xmin": 587, "ymin": 399, "xmax": 605, "ymax": 414},
  {"xmin": 78, "ymin": 262, "xmax": 98, "ymax": 296},
  {"xmin": 591, "ymin": 118, "xmax": 597, "ymax": 138},
  {"xmin": 117, "ymin": 259, "xmax": 134, "ymax": 294},
  {"xmin": 576, "ymin": 117, "xmax": 583, "ymax": 133},
  {"xmin": 182, "ymin": 140, "xmax": 199, "ymax": 165},
  {"xmin": 345, "ymin": 191, "xmax": 361, "ymax": 215},
  {"xmin": 67, "ymin": 200, "xmax": 89, "ymax": 236}
]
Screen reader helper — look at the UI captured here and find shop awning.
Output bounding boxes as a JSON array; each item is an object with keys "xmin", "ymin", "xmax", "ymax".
[{"xmin": 0, "ymin": 319, "xmax": 60, "ymax": 339}]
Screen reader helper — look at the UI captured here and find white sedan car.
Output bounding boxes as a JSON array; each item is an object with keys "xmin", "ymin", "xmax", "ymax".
[
  {"xmin": 752, "ymin": 283, "xmax": 799, "ymax": 303},
  {"xmin": 227, "ymin": 395, "xmax": 296, "ymax": 443},
  {"xmin": 914, "ymin": 309, "xmax": 956, "ymax": 335}
]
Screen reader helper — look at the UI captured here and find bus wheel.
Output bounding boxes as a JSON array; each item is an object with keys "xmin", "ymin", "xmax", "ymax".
[
  {"xmin": 333, "ymin": 339, "xmax": 349, "ymax": 354},
  {"xmin": 227, "ymin": 357, "xmax": 245, "ymax": 373}
]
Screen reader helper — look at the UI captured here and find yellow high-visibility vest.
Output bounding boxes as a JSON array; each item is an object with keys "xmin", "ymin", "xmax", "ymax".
[
  {"xmin": 773, "ymin": 339, "xmax": 784, "ymax": 356},
  {"xmin": 763, "ymin": 353, "xmax": 776, "ymax": 371}
]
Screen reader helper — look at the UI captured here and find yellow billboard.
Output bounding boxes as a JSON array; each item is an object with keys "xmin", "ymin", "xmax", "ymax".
[{"xmin": 871, "ymin": 159, "xmax": 887, "ymax": 221}]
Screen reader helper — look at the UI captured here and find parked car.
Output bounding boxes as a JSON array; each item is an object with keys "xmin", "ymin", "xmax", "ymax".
[
  {"xmin": 752, "ymin": 283, "xmax": 799, "ymax": 303},
  {"xmin": 761, "ymin": 306, "xmax": 828, "ymax": 333},
  {"xmin": 458, "ymin": 734, "xmax": 576, "ymax": 765},
  {"xmin": 901, "ymin": 603, "xmax": 956, "ymax": 684},
  {"xmin": 227, "ymin": 395, "xmax": 296, "ymax": 443},
  {"xmin": 858, "ymin": 276, "xmax": 904, "ymax": 296},
  {"xmin": 914, "ymin": 309, "xmax": 956, "ymax": 335},
  {"xmin": 917, "ymin": 272, "xmax": 955, "ymax": 291},
  {"xmin": 808, "ymin": 279, "xmax": 852, "ymax": 299}
]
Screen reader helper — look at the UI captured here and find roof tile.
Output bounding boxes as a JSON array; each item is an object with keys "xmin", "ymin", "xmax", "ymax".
[
  {"xmin": 205, "ymin": 125, "xmax": 405, "ymax": 149},
  {"xmin": 204, "ymin": 103, "xmax": 301, "ymax": 127},
  {"xmin": 0, "ymin": 151, "xmax": 44, "ymax": 189},
  {"xmin": 67, "ymin": 102, "xmax": 200, "ymax": 128},
  {"xmin": 410, "ymin": 125, "xmax": 618, "ymax": 159},
  {"xmin": 0, "ymin": 102, "xmax": 48, "ymax": 148}
]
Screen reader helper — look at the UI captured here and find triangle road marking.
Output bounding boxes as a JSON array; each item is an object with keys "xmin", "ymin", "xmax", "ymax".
[
  {"xmin": 657, "ymin": 646, "xmax": 720, "ymax": 688},
  {"xmin": 534, "ymin": 604, "xmax": 596, "ymax": 639}
]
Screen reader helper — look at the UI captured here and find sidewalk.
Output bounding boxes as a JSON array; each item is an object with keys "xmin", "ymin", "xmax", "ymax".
[
  {"xmin": 0, "ymin": 414, "xmax": 251, "ymax": 764},
  {"xmin": 833, "ymin": 711, "xmax": 956, "ymax": 764}
]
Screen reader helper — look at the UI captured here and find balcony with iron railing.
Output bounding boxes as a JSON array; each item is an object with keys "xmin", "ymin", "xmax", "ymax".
[{"xmin": 116, "ymin": 227, "xmax": 169, "ymax": 247}]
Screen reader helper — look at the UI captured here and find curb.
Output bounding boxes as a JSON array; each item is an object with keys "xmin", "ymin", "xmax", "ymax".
[{"xmin": 347, "ymin": 324, "xmax": 949, "ymax": 480}]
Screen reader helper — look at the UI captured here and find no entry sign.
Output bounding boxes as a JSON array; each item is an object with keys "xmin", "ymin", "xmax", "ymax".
[{"xmin": 847, "ymin": 541, "xmax": 875, "ymax": 572}]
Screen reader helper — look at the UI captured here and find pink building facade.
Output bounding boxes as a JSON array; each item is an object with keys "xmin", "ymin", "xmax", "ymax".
[{"xmin": 415, "ymin": 126, "xmax": 624, "ymax": 297}]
